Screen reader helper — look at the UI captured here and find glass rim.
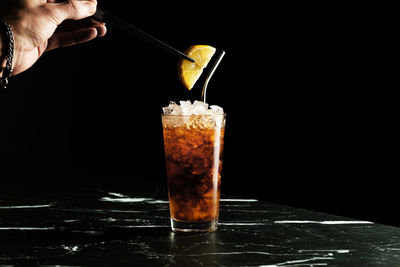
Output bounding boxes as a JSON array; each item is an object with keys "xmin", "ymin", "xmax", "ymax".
[{"xmin": 161, "ymin": 113, "xmax": 226, "ymax": 117}]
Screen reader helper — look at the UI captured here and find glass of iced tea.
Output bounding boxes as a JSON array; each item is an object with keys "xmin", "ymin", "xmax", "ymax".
[{"xmin": 162, "ymin": 101, "xmax": 225, "ymax": 232}]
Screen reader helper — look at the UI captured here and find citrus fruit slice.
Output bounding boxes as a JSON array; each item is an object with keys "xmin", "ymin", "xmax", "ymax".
[{"xmin": 178, "ymin": 45, "xmax": 216, "ymax": 90}]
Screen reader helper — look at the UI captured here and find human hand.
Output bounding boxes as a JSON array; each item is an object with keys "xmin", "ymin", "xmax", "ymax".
[{"xmin": 2, "ymin": 0, "xmax": 106, "ymax": 76}]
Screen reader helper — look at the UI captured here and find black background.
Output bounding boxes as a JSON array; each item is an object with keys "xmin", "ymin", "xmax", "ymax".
[{"xmin": 0, "ymin": 3, "xmax": 394, "ymax": 224}]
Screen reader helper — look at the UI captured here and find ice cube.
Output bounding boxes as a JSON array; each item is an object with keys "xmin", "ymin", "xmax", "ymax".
[
  {"xmin": 171, "ymin": 106, "xmax": 182, "ymax": 115},
  {"xmin": 162, "ymin": 101, "xmax": 182, "ymax": 115},
  {"xmin": 162, "ymin": 106, "xmax": 170, "ymax": 114},
  {"xmin": 180, "ymin": 100, "xmax": 193, "ymax": 115},
  {"xmin": 193, "ymin": 100, "xmax": 209, "ymax": 115},
  {"xmin": 163, "ymin": 101, "xmax": 224, "ymax": 116},
  {"xmin": 210, "ymin": 105, "xmax": 224, "ymax": 114}
]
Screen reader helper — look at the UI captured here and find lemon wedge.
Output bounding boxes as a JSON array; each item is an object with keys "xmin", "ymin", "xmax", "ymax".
[{"xmin": 178, "ymin": 45, "xmax": 216, "ymax": 90}]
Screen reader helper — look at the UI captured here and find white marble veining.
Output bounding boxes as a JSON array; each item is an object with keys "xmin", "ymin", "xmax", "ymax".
[
  {"xmin": 219, "ymin": 222, "xmax": 266, "ymax": 226},
  {"xmin": 0, "ymin": 227, "xmax": 56, "ymax": 230},
  {"xmin": 99, "ymin": 217, "xmax": 151, "ymax": 223},
  {"xmin": 274, "ymin": 220, "xmax": 374, "ymax": 225},
  {"xmin": 100, "ymin": 194, "xmax": 168, "ymax": 204},
  {"xmin": 220, "ymin": 199, "xmax": 258, "ymax": 202},
  {"xmin": 186, "ymin": 251, "xmax": 284, "ymax": 256},
  {"xmin": 298, "ymin": 249, "xmax": 351, "ymax": 254},
  {"xmin": 108, "ymin": 192, "xmax": 129, "ymax": 197},
  {"xmin": 64, "ymin": 219, "xmax": 80, "ymax": 223},
  {"xmin": 100, "ymin": 197, "xmax": 153, "ymax": 203},
  {"xmin": 70, "ymin": 230, "xmax": 100, "ymax": 235},
  {"xmin": 117, "ymin": 225, "xmax": 170, "ymax": 228},
  {"xmin": 54, "ymin": 208, "xmax": 145, "ymax": 214},
  {"xmin": 260, "ymin": 256, "xmax": 335, "ymax": 266},
  {"xmin": 62, "ymin": 245, "xmax": 80, "ymax": 254},
  {"xmin": 0, "ymin": 204, "xmax": 52, "ymax": 209},
  {"xmin": 146, "ymin": 200, "xmax": 169, "ymax": 204}
]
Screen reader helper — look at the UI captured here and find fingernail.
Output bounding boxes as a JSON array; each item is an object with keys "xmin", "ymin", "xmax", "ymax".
[{"xmin": 88, "ymin": 5, "xmax": 96, "ymax": 15}]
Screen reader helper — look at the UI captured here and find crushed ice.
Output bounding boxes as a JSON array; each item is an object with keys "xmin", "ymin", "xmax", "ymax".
[
  {"xmin": 162, "ymin": 100, "xmax": 224, "ymax": 115},
  {"xmin": 162, "ymin": 101, "xmax": 225, "ymax": 128}
]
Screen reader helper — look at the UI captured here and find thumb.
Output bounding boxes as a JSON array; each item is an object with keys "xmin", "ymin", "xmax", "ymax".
[{"xmin": 49, "ymin": 0, "xmax": 97, "ymax": 23}]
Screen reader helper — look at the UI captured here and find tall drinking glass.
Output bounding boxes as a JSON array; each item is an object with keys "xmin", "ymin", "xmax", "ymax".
[{"xmin": 162, "ymin": 114, "xmax": 226, "ymax": 232}]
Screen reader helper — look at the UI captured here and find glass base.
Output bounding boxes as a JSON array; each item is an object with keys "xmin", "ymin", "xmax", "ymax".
[{"xmin": 171, "ymin": 218, "xmax": 218, "ymax": 233}]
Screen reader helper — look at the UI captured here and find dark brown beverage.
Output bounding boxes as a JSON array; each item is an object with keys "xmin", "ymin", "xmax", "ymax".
[{"xmin": 162, "ymin": 114, "xmax": 225, "ymax": 232}]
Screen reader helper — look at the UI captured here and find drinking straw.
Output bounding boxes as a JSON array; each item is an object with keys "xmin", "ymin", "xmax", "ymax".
[{"xmin": 201, "ymin": 51, "xmax": 225, "ymax": 103}]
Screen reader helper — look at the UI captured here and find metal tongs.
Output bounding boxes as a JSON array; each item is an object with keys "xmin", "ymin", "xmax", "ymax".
[{"xmin": 92, "ymin": 8, "xmax": 195, "ymax": 63}]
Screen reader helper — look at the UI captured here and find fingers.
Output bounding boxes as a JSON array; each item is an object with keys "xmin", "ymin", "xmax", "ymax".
[
  {"xmin": 44, "ymin": 2, "xmax": 106, "ymax": 51},
  {"xmin": 46, "ymin": 26, "xmax": 103, "ymax": 51},
  {"xmin": 57, "ymin": 18, "xmax": 104, "ymax": 32},
  {"xmin": 95, "ymin": 24, "xmax": 107, "ymax": 37},
  {"xmin": 47, "ymin": 0, "xmax": 97, "ymax": 24}
]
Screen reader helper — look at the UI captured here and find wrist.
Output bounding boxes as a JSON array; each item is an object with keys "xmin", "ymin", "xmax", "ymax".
[
  {"xmin": 0, "ymin": 20, "xmax": 14, "ymax": 88},
  {"xmin": 0, "ymin": 32, "xmax": 6, "ymax": 78}
]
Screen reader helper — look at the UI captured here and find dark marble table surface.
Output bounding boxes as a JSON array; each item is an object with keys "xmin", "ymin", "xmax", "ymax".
[{"xmin": 1, "ymin": 185, "xmax": 400, "ymax": 266}]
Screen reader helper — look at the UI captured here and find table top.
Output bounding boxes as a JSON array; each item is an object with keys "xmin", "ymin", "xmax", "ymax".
[{"xmin": 1, "ymin": 186, "xmax": 400, "ymax": 266}]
